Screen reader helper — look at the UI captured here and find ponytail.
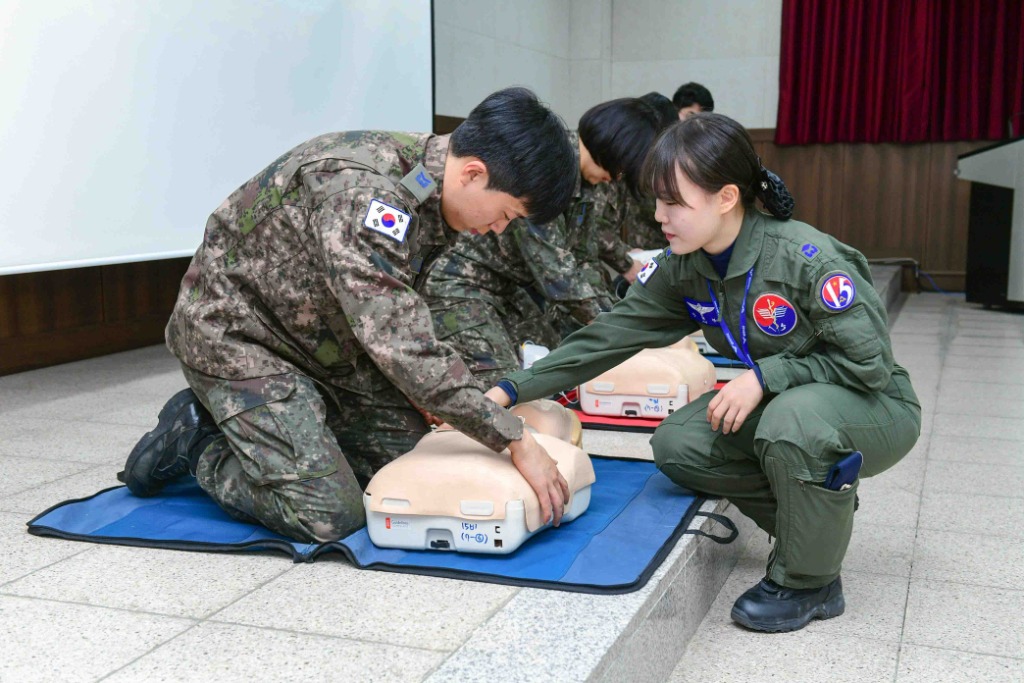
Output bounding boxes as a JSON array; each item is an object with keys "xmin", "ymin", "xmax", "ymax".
[
  {"xmin": 642, "ymin": 113, "xmax": 797, "ymax": 221},
  {"xmin": 756, "ymin": 163, "xmax": 794, "ymax": 220}
]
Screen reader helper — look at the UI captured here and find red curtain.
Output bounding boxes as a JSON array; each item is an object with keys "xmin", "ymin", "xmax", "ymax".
[{"xmin": 776, "ymin": 0, "xmax": 1024, "ymax": 144}]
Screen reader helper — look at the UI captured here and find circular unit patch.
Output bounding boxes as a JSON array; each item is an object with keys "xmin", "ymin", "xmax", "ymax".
[
  {"xmin": 819, "ymin": 272, "xmax": 856, "ymax": 311},
  {"xmin": 752, "ymin": 293, "xmax": 798, "ymax": 336}
]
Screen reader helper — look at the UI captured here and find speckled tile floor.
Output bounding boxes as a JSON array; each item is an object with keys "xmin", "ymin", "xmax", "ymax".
[
  {"xmin": 0, "ymin": 333, "xmax": 738, "ymax": 683},
  {"xmin": 2, "ymin": 293, "xmax": 1022, "ymax": 683},
  {"xmin": 669, "ymin": 294, "xmax": 1024, "ymax": 683}
]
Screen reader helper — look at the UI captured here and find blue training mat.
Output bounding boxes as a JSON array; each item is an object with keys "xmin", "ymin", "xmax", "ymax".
[{"xmin": 27, "ymin": 456, "xmax": 736, "ymax": 594}]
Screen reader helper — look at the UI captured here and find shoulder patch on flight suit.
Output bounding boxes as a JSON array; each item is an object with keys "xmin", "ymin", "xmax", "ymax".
[
  {"xmin": 817, "ymin": 270, "xmax": 857, "ymax": 312},
  {"xmin": 363, "ymin": 199, "xmax": 411, "ymax": 243},
  {"xmin": 399, "ymin": 163, "xmax": 436, "ymax": 204},
  {"xmin": 800, "ymin": 243, "xmax": 820, "ymax": 260},
  {"xmin": 753, "ymin": 292, "xmax": 798, "ymax": 336},
  {"xmin": 636, "ymin": 258, "xmax": 659, "ymax": 285}
]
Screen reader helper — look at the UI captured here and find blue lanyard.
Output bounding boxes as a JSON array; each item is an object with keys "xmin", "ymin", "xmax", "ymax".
[{"xmin": 706, "ymin": 268, "xmax": 755, "ymax": 369}]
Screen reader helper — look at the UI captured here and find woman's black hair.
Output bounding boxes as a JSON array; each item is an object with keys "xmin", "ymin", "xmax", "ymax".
[
  {"xmin": 640, "ymin": 112, "xmax": 794, "ymax": 220},
  {"xmin": 578, "ymin": 97, "xmax": 660, "ymax": 196}
]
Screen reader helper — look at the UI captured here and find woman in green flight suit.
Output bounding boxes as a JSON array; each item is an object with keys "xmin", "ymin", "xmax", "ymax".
[{"xmin": 485, "ymin": 113, "xmax": 921, "ymax": 633}]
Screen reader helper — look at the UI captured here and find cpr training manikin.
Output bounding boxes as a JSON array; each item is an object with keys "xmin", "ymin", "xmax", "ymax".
[
  {"xmin": 364, "ymin": 400, "xmax": 595, "ymax": 554},
  {"xmin": 579, "ymin": 336, "xmax": 716, "ymax": 418}
]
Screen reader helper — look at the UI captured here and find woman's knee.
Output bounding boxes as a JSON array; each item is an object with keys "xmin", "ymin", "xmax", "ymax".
[
  {"xmin": 754, "ymin": 388, "xmax": 841, "ymax": 454},
  {"xmin": 651, "ymin": 418, "xmax": 712, "ymax": 477}
]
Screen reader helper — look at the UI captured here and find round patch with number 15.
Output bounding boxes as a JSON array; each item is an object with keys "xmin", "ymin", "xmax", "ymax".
[{"xmin": 819, "ymin": 272, "xmax": 856, "ymax": 311}]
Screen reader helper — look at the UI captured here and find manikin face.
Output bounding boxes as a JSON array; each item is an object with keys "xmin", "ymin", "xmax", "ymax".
[
  {"xmin": 578, "ymin": 141, "xmax": 613, "ymax": 185},
  {"xmin": 653, "ymin": 165, "xmax": 730, "ymax": 255},
  {"xmin": 677, "ymin": 103, "xmax": 702, "ymax": 120},
  {"xmin": 440, "ymin": 158, "xmax": 527, "ymax": 235}
]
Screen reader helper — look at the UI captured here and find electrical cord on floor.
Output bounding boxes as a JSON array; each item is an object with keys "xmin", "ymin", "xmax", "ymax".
[{"xmin": 866, "ymin": 257, "xmax": 960, "ymax": 295}]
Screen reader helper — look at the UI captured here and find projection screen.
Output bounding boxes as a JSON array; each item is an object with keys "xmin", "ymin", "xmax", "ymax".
[{"xmin": 0, "ymin": 0, "xmax": 433, "ymax": 275}]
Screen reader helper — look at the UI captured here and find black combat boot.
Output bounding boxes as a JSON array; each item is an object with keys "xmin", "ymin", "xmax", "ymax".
[
  {"xmin": 730, "ymin": 576, "xmax": 845, "ymax": 632},
  {"xmin": 117, "ymin": 388, "xmax": 220, "ymax": 496}
]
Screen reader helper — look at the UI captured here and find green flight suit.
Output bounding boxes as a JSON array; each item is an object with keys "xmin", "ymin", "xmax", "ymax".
[{"xmin": 504, "ymin": 210, "xmax": 921, "ymax": 589}]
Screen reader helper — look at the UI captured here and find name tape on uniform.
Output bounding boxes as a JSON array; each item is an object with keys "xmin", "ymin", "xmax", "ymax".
[{"xmin": 363, "ymin": 199, "xmax": 410, "ymax": 243}]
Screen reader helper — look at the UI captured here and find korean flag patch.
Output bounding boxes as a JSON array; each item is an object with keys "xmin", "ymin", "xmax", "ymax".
[
  {"xmin": 818, "ymin": 271, "xmax": 856, "ymax": 311},
  {"xmin": 363, "ymin": 199, "xmax": 411, "ymax": 243},
  {"xmin": 636, "ymin": 258, "xmax": 659, "ymax": 285}
]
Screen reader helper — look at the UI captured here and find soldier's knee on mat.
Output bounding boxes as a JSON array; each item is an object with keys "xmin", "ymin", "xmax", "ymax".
[{"xmin": 279, "ymin": 498, "xmax": 365, "ymax": 544}]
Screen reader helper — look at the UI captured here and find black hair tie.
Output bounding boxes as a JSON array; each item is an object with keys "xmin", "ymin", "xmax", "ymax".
[{"xmin": 757, "ymin": 165, "xmax": 794, "ymax": 220}]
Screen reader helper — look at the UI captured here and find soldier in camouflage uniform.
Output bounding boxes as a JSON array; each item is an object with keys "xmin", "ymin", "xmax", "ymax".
[
  {"xmin": 423, "ymin": 98, "xmax": 660, "ymax": 383},
  {"xmin": 559, "ymin": 92, "xmax": 680, "ymax": 317},
  {"xmin": 582, "ymin": 91, "xmax": 681, "ymax": 292},
  {"xmin": 619, "ymin": 189, "xmax": 666, "ymax": 250},
  {"xmin": 118, "ymin": 88, "xmax": 577, "ymax": 543}
]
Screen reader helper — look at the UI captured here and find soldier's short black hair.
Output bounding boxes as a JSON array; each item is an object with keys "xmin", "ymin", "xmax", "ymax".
[
  {"xmin": 672, "ymin": 82, "xmax": 715, "ymax": 112},
  {"xmin": 578, "ymin": 97, "xmax": 661, "ymax": 196},
  {"xmin": 450, "ymin": 87, "xmax": 575, "ymax": 225},
  {"xmin": 639, "ymin": 92, "xmax": 678, "ymax": 130}
]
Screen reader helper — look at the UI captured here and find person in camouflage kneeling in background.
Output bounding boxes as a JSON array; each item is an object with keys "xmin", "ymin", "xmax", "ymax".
[
  {"xmin": 421, "ymin": 97, "xmax": 661, "ymax": 385},
  {"xmin": 118, "ymin": 88, "xmax": 579, "ymax": 542},
  {"xmin": 555, "ymin": 92, "xmax": 681, "ymax": 327}
]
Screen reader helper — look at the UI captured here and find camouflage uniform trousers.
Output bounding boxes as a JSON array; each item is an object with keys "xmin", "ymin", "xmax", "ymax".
[
  {"xmin": 181, "ymin": 364, "xmax": 429, "ymax": 543},
  {"xmin": 431, "ymin": 289, "xmax": 560, "ymax": 388}
]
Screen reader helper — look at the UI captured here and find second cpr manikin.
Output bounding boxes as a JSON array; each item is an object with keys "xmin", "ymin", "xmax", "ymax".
[{"xmin": 579, "ymin": 336, "xmax": 716, "ymax": 418}]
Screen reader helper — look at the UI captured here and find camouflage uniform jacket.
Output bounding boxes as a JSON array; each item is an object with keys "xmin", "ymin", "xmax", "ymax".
[
  {"xmin": 620, "ymin": 187, "xmax": 665, "ymax": 250},
  {"xmin": 588, "ymin": 180, "xmax": 635, "ymax": 274},
  {"xmin": 165, "ymin": 131, "xmax": 523, "ymax": 451},
  {"xmin": 422, "ymin": 131, "xmax": 605, "ymax": 325}
]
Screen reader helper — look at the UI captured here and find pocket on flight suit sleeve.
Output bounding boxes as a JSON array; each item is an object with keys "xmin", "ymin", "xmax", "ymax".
[
  {"xmin": 817, "ymin": 306, "xmax": 882, "ymax": 362},
  {"xmin": 785, "ymin": 478, "xmax": 860, "ymax": 579}
]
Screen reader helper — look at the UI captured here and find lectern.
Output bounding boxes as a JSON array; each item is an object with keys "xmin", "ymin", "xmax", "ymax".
[{"xmin": 957, "ymin": 138, "xmax": 1024, "ymax": 306}]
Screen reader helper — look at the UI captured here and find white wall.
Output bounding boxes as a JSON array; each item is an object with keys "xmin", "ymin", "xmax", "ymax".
[
  {"xmin": 0, "ymin": 0, "xmax": 433, "ymax": 275},
  {"xmin": 433, "ymin": 0, "xmax": 574, "ymax": 123},
  {"xmin": 609, "ymin": 0, "xmax": 782, "ymax": 128},
  {"xmin": 434, "ymin": 0, "xmax": 783, "ymax": 129}
]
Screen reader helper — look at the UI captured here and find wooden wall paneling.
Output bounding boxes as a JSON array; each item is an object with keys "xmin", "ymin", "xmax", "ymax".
[
  {"xmin": 747, "ymin": 131, "xmax": 845, "ymax": 241},
  {"xmin": 0, "ymin": 268, "xmax": 104, "ymax": 339},
  {"xmin": 0, "ymin": 258, "xmax": 189, "ymax": 376},
  {"xmin": 0, "ymin": 316, "xmax": 171, "ymax": 376},
  {"xmin": 101, "ymin": 257, "xmax": 190, "ymax": 322},
  {"xmin": 0, "ymin": 276, "xmax": 17, "ymax": 340},
  {"xmin": 921, "ymin": 141, "xmax": 987, "ymax": 291},
  {"xmin": 774, "ymin": 144, "xmax": 845, "ymax": 238},
  {"xmin": 433, "ymin": 115, "xmax": 464, "ymax": 134},
  {"xmin": 840, "ymin": 143, "xmax": 933, "ymax": 265}
]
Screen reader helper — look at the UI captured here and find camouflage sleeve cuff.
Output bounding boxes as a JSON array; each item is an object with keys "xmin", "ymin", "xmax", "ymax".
[
  {"xmin": 571, "ymin": 299, "xmax": 605, "ymax": 325},
  {"xmin": 612, "ymin": 250, "xmax": 634, "ymax": 274}
]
